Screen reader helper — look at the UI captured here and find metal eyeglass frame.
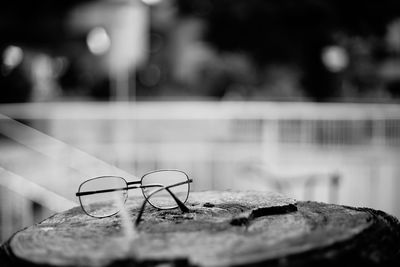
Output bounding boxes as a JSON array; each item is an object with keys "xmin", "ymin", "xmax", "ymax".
[
  {"xmin": 134, "ymin": 183, "xmax": 190, "ymax": 226},
  {"xmin": 76, "ymin": 169, "xmax": 193, "ymax": 221}
]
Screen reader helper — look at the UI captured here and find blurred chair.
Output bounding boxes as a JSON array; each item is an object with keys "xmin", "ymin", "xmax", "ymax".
[{"xmin": 243, "ymin": 164, "xmax": 341, "ymax": 204}]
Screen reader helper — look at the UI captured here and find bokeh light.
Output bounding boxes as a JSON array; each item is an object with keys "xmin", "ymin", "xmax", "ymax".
[
  {"xmin": 141, "ymin": 0, "xmax": 163, "ymax": 6},
  {"xmin": 321, "ymin": 46, "xmax": 349, "ymax": 73},
  {"xmin": 2, "ymin": 45, "xmax": 24, "ymax": 69},
  {"xmin": 86, "ymin": 27, "xmax": 111, "ymax": 55},
  {"xmin": 139, "ymin": 64, "xmax": 162, "ymax": 87}
]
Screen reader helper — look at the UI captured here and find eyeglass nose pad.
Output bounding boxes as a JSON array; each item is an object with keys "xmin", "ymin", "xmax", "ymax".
[{"xmin": 122, "ymin": 190, "xmax": 128, "ymax": 199}]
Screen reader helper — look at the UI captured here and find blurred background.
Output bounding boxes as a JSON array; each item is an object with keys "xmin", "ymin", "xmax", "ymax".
[{"xmin": 1, "ymin": 0, "xmax": 400, "ymax": 242}]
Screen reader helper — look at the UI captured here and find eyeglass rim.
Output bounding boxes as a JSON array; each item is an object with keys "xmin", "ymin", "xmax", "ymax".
[
  {"xmin": 77, "ymin": 175, "xmax": 129, "ymax": 218},
  {"xmin": 140, "ymin": 169, "xmax": 191, "ymax": 210}
]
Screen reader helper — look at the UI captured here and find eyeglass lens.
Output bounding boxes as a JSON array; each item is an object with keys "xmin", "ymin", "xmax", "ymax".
[
  {"xmin": 141, "ymin": 170, "xmax": 190, "ymax": 209},
  {"xmin": 79, "ymin": 176, "xmax": 128, "ymax": 217}
]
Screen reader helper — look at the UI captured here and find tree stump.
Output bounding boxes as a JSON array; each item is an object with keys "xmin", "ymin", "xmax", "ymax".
[{"xmin": 1, "ymin": 191, "xmax": 399, "ymax": 267}]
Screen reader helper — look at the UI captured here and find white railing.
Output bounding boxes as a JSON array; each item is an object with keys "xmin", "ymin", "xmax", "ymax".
[{"xmin": 1, "ymin": 101, "xmax": 400, "ymax": 242}]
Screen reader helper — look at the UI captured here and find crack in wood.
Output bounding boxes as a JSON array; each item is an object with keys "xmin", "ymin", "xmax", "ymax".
[{"xmin": 230, "ymin": 204, "xmax": 298, "ymax": 226}]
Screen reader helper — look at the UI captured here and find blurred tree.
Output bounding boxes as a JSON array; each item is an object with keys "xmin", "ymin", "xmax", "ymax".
[
  {"xmin": 0, "ymin": 0, "xmax": 94, "ymax": 49},
  {"xmin": 177, "ymin": 0, "xmax": 400, "ymax": 101},
  {"xmin": 0, "ymin": 66, "xmax": 32, "ymax": 103}
]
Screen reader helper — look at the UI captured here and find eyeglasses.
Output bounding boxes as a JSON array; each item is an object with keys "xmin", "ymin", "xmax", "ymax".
[{"xmin": 76, "ymin": 170, "xmax": 193, "ymax": 225}]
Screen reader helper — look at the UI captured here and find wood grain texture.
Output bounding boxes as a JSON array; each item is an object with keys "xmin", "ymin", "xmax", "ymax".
[{"xmin": 1, "ymin": 191, "xmax": 399, "ymax": 267}]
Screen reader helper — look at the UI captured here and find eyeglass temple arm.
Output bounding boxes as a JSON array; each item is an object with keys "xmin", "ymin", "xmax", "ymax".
[
  {"xmin": 135, "ymin": 180, "xmax": 192, "ymax": 227},
  {"xmin": 152, "ymin": 180, "xmax": 192, "ymax": 213}
]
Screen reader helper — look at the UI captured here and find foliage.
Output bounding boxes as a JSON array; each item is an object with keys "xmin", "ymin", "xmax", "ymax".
[{"xmin": 178, "ymin": 0, "xmax": 400, "ymax": 65}]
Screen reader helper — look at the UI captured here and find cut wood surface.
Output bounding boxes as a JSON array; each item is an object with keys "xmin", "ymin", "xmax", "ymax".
[{"xmin": 1, "ymin": 191, "xmax": 399, "ymax": 267}]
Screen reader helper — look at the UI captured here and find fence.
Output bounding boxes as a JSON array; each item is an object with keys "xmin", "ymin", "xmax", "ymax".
[{"xmin": 1, "ymin": 101, "xmax": 400, "ymax": 242}]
